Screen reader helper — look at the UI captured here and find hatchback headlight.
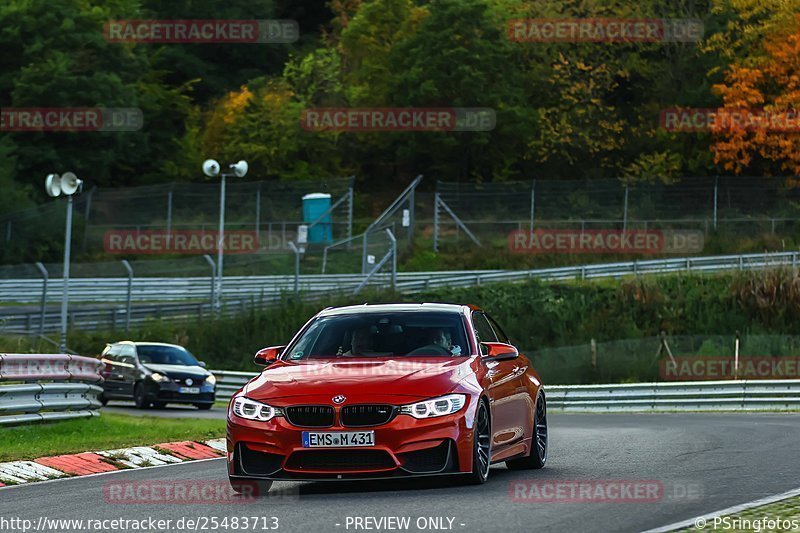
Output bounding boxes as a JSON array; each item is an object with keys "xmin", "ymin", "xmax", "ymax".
[
  {"xmin": 400, "ymin": 394, "xmax": 466, "ymax": 419},
  {"xmin": 205, "ymin": 374, "xmax": 216, "ymax": 385},
  {"xmin": 150, "ymin": 372, "xmax": 168, "ymax": 382},
  {"xmin": 231, "ymin": 396, "xmax": 283, "ymax": 422}
]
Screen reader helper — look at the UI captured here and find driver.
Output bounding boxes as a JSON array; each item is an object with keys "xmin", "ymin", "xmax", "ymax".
[
  {"xmin": 408, "ymin": 328, "xmax": 453, "ymax": 355},
  {"xmin": 429, "ymin": 328, "xmax": 452, "ymax": 351},
  {"xmin": 341, "ymin": 327, "xmax": 373, "ymax": 356}
]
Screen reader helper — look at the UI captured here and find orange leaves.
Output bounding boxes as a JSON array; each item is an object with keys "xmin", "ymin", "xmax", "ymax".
[{"xmin": 711, "ymin": 14, "xmax": 800, "ymax": 174}]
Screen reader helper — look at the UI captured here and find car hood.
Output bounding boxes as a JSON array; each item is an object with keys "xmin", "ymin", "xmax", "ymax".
[
  {"xmin": 243, "ymin": 357, "xmax": 476, "ymax": 402},
  {"xmin": 143, "ymin": 363, "xmax": 208, "ymax": 379}
]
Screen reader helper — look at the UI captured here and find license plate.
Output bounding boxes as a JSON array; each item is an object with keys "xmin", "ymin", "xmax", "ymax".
[
  {"xmin": 178, "ymin": 387, "xmax": 200, "ymax": 394},
  {"xmin": 302, "ymin": 431, "xmax": 375, "ymax": 448}
]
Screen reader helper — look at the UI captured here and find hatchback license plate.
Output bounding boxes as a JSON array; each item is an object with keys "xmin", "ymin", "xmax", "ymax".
[
  {"xmin": 178, "ymin": 387, "xmax": 200, "ymax": 394},
  {"xmin": 302, "ymin": 431, "xmax": 375, "ymax": 448}
]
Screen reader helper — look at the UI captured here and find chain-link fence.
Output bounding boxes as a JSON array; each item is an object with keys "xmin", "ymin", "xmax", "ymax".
[
  {"xmin": 0, "ymin": 177, "xmax": 355, "ymax": 269},
  {"xmin": 433, "ymin": 177, "xmax": 800, "ymax": 252}
]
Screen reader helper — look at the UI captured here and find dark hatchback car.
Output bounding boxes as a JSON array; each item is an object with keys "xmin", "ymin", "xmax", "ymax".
[{"xmin": 99, "ymin": 341, "xmax": 216, "ymax": 409}]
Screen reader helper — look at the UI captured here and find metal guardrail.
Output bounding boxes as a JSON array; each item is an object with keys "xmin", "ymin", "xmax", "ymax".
[
  {"xmin": 0, "ymin": 270, "xmax": 502, "ymax": 304},
  {"xmin": 0, "ymin": 354, "xmax": 104, "ymax": 425},
  {"xmin": 212, "ymin": 371, "xmax": 800, "ymax": 411},
  {"xmin": 546, "ymin": 380, "xmax": 800, "ymax": 411},
  {"xmin": 1, "ymin": 252, "xmax": 797, "ymax": 334},
  {"xmin": 212, "ymin": 370, "xmax": 256, "ymax": 402}
]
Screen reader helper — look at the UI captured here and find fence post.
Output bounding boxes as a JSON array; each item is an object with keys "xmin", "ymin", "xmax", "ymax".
[
  {"xmin": 121, "ymin": 260, "xmax": 133, "ymax": 332},
  {"xmin": 255, "ymin": 182, "xmax": 261, "ymax": 243},
  {"xmin": 622, "ymin": 185, "xmax": 629, "ymax": 231},
  {"xmin": 80, "ymin": 186, "xmax": 96, "ymax": 253},
  {"xmin": 386, "ymin": 228, "xmax": 397, "ymax": 290},
  {"xmin": 433, "ymin": 193, "xmax": 440, "ymax": 253},
  {"xmin": 166, "ymin": 189, "xmax": 173, "ymax": 247},
  {"xmin": 734, "ymin": 330, "xmax": 740, "ymax": 380},
  {"xmin": 347, "ymin": 187, "xmax": 354, "ymax": 243},
  {"xmin": 407, "ymin": 187, "xmax": 415, "ymax": 245},
  {"xmin": 362, "ymin": 232, "xmax": 368, "ymax": 274},
  {"xmin": 203, "ymin": 254, "xmax": 216, "ymax": 313},
  {"xmin": 591, "ymin": 338, "xmax": 597, "ymax": 372},
  {"xmin": 530, "ymin": 180, "xmax": 536, "ymax": 231},
  {"xmin": 713, "ymin": 176, "xmax": 718, "ymax": 230},
  {"xmin": 35, "ymin": 262, "xmax": 48, "ymax": 338},
  {"xmin": 288, "ymin": 241, "xmax": 300, "ymax": 294}
]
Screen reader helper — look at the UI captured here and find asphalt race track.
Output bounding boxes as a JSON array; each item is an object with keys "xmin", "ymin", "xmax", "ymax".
[{"xmin": 2, "ymin": 413, "xmax": 799, "ymax": 533}]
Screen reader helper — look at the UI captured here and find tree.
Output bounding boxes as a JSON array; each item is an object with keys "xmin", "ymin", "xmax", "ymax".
[{"xmin": 710, "ymin": 14, "xmax": 800, "ymax": 174}]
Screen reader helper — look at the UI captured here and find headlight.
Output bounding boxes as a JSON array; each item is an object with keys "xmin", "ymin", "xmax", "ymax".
[
  {"xmin": 150, "ymin": 372, "xmax": 168, "ymax": 382},
  {"xmin": 205, "ymin": 374, "xmax": 216, "ymax": 385},
  {"xmin": 400, "ymin": 394, "xmax": 466, "ymax": 419},
  {"xmin": 231, "ymin": 396, "xmax": 283, "ymax": 422}
]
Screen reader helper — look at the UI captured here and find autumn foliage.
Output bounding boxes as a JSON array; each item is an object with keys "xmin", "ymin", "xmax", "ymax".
[{"xmin": 711, "ymin": 15, "xmax": 800, "ymax": 175}]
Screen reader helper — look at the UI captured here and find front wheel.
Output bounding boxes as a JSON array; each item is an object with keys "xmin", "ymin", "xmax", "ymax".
[
  {"xmin": 133, "ymin": 383, "xmax": 151, "ymax": 409},
  {"xmin": 506, "ymin": 391, "xmax": 547, "ymax": 470},
  {"xmin": 195, "ymin": 403, "xmax": 213, "ymax": 410},
  {"xmin": 229, "ymin": 479, "xmax": 273, "ymax": 497},
  {"xmin": 464, "ymin": 400, "xmax": 491, "ymax": 484}
]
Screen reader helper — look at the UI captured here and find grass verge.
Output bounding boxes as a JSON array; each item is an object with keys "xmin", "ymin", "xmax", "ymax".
[
  {"xmin": 0, "ymin": 412, "xmax": 225, "ymax": 462},
  {"xmin": 680, "ymin": 492, "xmax": 800, "ymax": 532}
]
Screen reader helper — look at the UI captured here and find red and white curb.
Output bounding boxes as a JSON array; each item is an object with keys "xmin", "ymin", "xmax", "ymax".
[{"xmin": 0, "ymin": 438, "xmax": 226, "ymax": 487}]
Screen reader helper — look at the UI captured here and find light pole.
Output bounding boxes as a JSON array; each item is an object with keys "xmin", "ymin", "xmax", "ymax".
[
  {"xmin": 45, "ymin": 172, "xmax": 83, "ymax": 353},
  {"xmin": 202, "ymin": 159, "xmax": 248, "ymax": 313}
]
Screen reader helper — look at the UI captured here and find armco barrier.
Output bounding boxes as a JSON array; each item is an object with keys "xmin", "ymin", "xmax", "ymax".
[
  {"xmin": 0, "ymin": 354, "xmax": 104, "ymax": 425},
  {"xmin": 211, "ymin": 370, "xmax": 255, "ymax": 402},
  {"xmin": 212, "ymin": 371, "xmax": 800, "ymax": 411},
  {"xmin": 2, "ymin": 252, "xmax": 798, "ymax": 334},
  {"xmin": 546, "ymin": 379, "xmax": 800, "ymax": 411}
]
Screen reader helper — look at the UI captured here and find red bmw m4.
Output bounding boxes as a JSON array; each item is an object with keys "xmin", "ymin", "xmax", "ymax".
[{"xmin": 226, "ymin": 303, "xmax": 547, "ymax": 494}]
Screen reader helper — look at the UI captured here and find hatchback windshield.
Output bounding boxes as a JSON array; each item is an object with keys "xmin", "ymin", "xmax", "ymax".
[
  {"xmin": 284, "ymin": 312, "xmax": 468, "ymax": 360},
  {"xmin": 136, "ymin": 344, "xmax": 199, "ymax": 366}
]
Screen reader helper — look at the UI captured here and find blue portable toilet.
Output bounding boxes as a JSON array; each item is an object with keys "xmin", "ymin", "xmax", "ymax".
[{"xmin": 302, "ymin": 192, "xmax": 333, "ymax": 243}]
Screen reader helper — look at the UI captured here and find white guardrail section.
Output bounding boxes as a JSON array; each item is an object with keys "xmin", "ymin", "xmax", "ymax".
[
  {"xmin": 0, "ymin": 354, "xmax": 104, "ymax": 425},
  {"xmin": 1, "ymin": 252, "xmax": 798, "ymax": 334},
  {"xmin": 2, "ymin": 252, "xmax": 799, "ymax": 305},
  {"xmin": 212, "ymin": 372, "xmax": 800, "ymax": 411}
]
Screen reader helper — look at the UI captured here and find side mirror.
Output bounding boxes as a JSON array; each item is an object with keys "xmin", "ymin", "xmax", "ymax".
[
  {"xmin": 481, "ymin": 342, "xmax": 519, "ymax": 362},
  {"xmin": 197, "ymin": 361, "xmax": 207, "ymax": 368},
  {"xmin": 254, "ymin": 345, "xmax": 285, "ymax": 366}
]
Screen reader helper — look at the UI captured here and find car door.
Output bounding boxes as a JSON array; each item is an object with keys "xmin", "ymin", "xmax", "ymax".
[
  {"xmin": 116, "ymin": 344, "xmax": 138, "ymax": 398},
  {"xmin": 486, "ymin": 313, "xmax": 534, "ymax": 449},
  {"xmin": 472, "ymin": 311, "xmax": 525, "ymax": 456},
  {"xmin": 101, "ymin": 344, "xmax": 124, "ymax": 397}
]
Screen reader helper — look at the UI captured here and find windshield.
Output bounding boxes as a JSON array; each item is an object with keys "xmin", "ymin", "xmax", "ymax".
[
  {"xmin": 136, "ymin": 345, "xmax": 199, "ymax": 366},
  {"xmin": 283, "ymin": 312, "xmax": 469, "ymax": 360}
]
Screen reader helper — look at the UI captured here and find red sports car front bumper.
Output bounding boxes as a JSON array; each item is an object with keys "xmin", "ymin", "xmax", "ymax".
[{"xmin": 226, "ymin": 396, "xmax": 478, "ymax": 481}]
